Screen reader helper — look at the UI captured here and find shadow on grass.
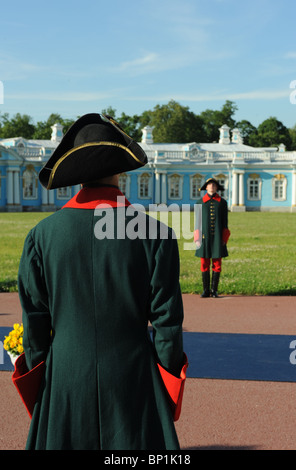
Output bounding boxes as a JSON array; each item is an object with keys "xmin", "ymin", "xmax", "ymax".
[
  {"xmin": 0, "ymin": 280, "xmax": 18, "ymax": 292},
  {"xmin": 267, "ymin": 288, "xmax": 296, "ymax": 296}
]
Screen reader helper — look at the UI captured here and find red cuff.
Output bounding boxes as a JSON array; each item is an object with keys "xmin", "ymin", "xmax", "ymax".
[
  {"xmin": 157, "ymin": 353, "xmax": 188, "ymax": 421},
  {"xmin": 222, "ymin": 228, "xmax": 230, "ymax": 244},
  {"xmin": 12, "ymin": 353, "xmax": 45, "ymax": 418},
  {"xmin": 194, "ymin": 229, "xmax": 200, "ymax": 243}
]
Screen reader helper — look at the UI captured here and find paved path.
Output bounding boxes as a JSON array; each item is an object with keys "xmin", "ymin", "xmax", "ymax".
[{"xmin": 0, "ymin": 293, "xmax": 295, "ymax": 450}]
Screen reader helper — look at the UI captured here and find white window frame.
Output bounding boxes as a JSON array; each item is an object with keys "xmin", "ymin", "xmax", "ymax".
[
  {"xmin": 138, "ymin": 172, "xmax": 152, "ymax": 199},
  {"xmin": 272, "ymin": 175, "xmax": 287, "ymax": 201},
  {"xmin": 57, "ymin": 187, "xmax": 71, "ymax": 199},
  {"xmin": 118, "ymin": 173, "xmax": 131, "ymax": 198},
  {"xmin": 168, "ymin": 174, "xmax": 183, "ymax": 200},
  {"xmin": 190, "ymin": 174, "xmax": 204, "ymax": 200},
  {"xmin": 247, "ymin": 175, "xmax": 262, "ymax": 201},
  {"xmin": 214, "ymin": 173, "xmax": 228, "ymax": 199},
  {"xmin": 22, "ymin": 167, "xmax": 38, "ymax": 200}
]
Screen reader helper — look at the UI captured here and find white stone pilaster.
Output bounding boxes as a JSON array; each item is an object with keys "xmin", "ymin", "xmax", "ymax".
[
  {"xmin": 155, "ymin": 172, "xmax": 160, "ymax": 204},
  {"xmin": 13, "ymin": 170, "xmax": 20, "ymax": 204},
  {"xmin": 7, "ymin": 170, "xmax": 14, "ymax": 204},
  {"xmin": 292, "ymin": 171, "xmax": 296, "ymax": 207},
  {"xmin": 161, "ymin": 172, "xmax": 167, "ymax": 205},
  {"xmin": 232, "ymin": 172, "xmax": 238, "ymax": 206},
  {"xmin": 238, "ymin": 172, "xmax": 245, "ymax": 206}
]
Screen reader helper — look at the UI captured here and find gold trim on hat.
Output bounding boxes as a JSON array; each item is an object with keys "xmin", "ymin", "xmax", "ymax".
[{"xmin": 47, "ymin": 141, "xmax": 144, "ymax": 189}]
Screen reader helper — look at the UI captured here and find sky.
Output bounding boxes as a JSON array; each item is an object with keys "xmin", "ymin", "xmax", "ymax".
[{"xmin": 0, "ymin": 0, "xmax": 296, "ymax": 130}]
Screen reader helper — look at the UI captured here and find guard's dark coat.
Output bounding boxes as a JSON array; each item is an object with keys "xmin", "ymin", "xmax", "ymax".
[
  {"xmin": 195, "ymin": 193, "xmax": 230, "ymax": 259},
  {"xmin": 18, "ymin": 186, "xmax": 184, "ymax": 450}
]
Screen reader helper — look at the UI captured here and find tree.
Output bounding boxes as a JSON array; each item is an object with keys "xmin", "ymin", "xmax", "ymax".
[
  {"xmin": 200, "ymin": 100, "xmax": 238, "ymax": 142},
  {"xmin": 289, "ymin": 125, "xmax": 296, "ymax": 150},
  {"xmin": 255, "ymin": 117, "xmax": 292, "ymax": 149},
  {"xmin": 235, "ymin": 120, "xmax": 258, "ymax": 146},
  {"xmin": 0, "ymin": 113, "xmax": 35, "ymax": 139},
  {"xmin": 33, "ymin": 113, "xmax": 75, "ymax": 139},
  {"xmin": 101, "ymin": 106, "xmax": 117, "ymax": 119},
  {"xmin": 101, "ymin": 107, "xmax": 143, "ymax": 141},
  {"xmin": 117, "ymin": 112, "xmax": 143, "ymax": 141},
  {"xmin": 144, "ymin": 100, "xmax": 205, "ymax": 143}
]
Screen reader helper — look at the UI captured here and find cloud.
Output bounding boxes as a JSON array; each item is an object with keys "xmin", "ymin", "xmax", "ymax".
[
  {"xmin": 116, "ymin": 53, "xmax": 160, "ymax": 73},
  {"xmin": 11, "ymin": 87, "xmax": 287, "ymax": 104},
  {"xmin": 284, "ymin": 52, "xmax": 296, "ymax": 59},
  {"xmin": 5, "ymin": 91, "xmax": 115, "ymax": 102},
  {"xmin": 123, "ymin": 88, "xmax": 291, "ymax": 103}
]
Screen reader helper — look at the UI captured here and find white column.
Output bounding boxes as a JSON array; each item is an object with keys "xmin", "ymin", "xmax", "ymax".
[
  {"xmin": 42, "ymin": 186, "xmax": 49, "ymax": 204},
  {"xmin": 49, "ymin": 190, "xmax": 55, "ymax": 204},
  {"xmin": 292, "ymin": 171, "xmax": 296, "ymax": 207},
  {"xmin": 161, "ymin": 172, "xmax": 167, "ymax": 205},
  {"xmin": 13, "ymin": 170, "xmax": 20, "ymax": 204},
  {"xmin": 232, "ymin": 172, "xmax": 238, "ymax": 206},
  {"xmin": 155, "ymin": 172, "xmax": 160, "ymax": 203},
  {"xmin": 238, "ymin": 172, "xmax": 245, "ymax": 206},
  {"xmin": 7, "ymin": 170, "xmax": 14, "ymax": 204}
]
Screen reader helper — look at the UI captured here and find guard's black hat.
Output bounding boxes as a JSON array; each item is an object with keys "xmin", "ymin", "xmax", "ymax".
[
  {"xmin": 39, "ymin": 113, "xmax": 147, "ymax": 189},
  {"xmin": 200, "ymin": 177, "xmax": 224, "ymax": 191}
]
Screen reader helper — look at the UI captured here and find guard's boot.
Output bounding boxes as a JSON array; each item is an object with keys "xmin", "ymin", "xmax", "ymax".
[
  {"xmin": 201, "ymin": 271, "xmax": 211, "ymax": 298},
  {"xmin": 211, "ymin": 271, "xmax": 220, "ymax": 298}
]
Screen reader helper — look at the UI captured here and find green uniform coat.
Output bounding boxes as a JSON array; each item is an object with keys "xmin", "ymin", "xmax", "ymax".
[
  {"xmin": 18, "ymin": 186, "xmax": 184, "ymax": 450},
  {"xmin": 195, "ymin": 193, "xmax": 229, "ymax": 259}
]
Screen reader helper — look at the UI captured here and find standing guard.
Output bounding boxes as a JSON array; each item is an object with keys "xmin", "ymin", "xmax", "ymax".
[{"xmin": 194, "ymin": 178, "xmax": 230, "ymax": 298}]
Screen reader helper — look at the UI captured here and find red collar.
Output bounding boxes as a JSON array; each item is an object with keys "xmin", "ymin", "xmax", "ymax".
[
  {"xmin": 62, "ymin": 186, "xmax": 131, "ymax": 209},
  {"xmin": 203, "ymin": 193, "xmax": 221, "ymax": 203}
]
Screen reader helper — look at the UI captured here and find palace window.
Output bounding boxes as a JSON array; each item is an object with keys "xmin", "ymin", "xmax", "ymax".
[
  {"xmin": 138, "ymin": 173, "xmax": 151, "ymax": 199},
  {"xmin": 190, "ymin": 173, "xmax": 204, "ymax": 199},
  {"xmin": 118, "ymin": 173, "xmax": 130, "ymax": 198},
  {"xmin": 168, "ymin": 174, "xmax": 183, "ymax": 199},
  {"xmin": 214, "ymin": 174, "xmax": 228, "ymax": 198},
  {"xmin": 272, "ymin": 174, "xmax": 287, "ymax": 201},
  {"xmin": 57, "ymin": 187, "xmax": 71, "ymax": 199},
  {"xmin": 22, "ymin": 167, "xmax": 38, "ymax": 199},
  {"xmin": 247, "ymin": 174, "xmax": 262, "ymax": 201}
]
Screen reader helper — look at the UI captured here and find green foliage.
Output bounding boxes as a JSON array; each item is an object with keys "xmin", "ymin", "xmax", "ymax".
[
  {"xmin": 33, "ymin": 113, "xmax": 75, "ymax": 139},
  {"xmin": 1, "ymin": 100, "xmax": 295, "ymax": 148},
  {"xmin": 235, "ymin": 119, "xmax": 258, "ymax": 146},
  {"xmin": 254, "ymin": 117, "xmax": 292, "ymax": 149},
  {"xmin": 143, "ymin": 100, "xmax": 205, "ymax": 143},
  {"xmin": 0, "ymin": 112, "xmax": 35, "ymax": 139},
  {"xmin": 199, "ymin": 100, "xmax": 238, "ymax": 142}
]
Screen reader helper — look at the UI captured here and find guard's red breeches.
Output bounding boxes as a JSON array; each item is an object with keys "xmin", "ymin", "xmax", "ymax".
[{"xmin": 200, "ymin": 258, "xmax": 222, "ymax": 273}]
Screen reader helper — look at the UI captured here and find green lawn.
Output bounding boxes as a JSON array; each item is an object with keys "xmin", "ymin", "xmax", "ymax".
[
  {"xmin": 177, "ymin": 212, "xmax": 296, "ymax": 296},
  {"xmin": 0, "ymin": 211, "xmax": 295, "ymax": 295}
]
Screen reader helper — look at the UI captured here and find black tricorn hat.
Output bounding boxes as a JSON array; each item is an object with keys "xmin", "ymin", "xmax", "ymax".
[
  {"xmin": 200, "ymin": 177, "xmax": 224, "ymax": 191},
  {"xmin": 39, "ymin": 113, "xmax": 148, "ymax": 189}
]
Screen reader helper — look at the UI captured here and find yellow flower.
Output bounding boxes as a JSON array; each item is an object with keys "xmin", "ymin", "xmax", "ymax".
[{"xmin": 5, "ymin": 323, "xmax": 24, "ymax": 355}]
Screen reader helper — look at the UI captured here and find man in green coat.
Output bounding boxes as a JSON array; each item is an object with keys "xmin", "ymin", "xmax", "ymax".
[
  {"xmin": 17, "ymin": 114, "xmax": 187, "ymax": 450},
  {"xmin": 194, "ymin": 178, "xmax": 230, "ymax": 298}
]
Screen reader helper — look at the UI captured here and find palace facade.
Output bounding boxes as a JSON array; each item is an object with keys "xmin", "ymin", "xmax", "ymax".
[{"xmin": 0, "ymin": 123, "xmax": 296, "ymax": 212}]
